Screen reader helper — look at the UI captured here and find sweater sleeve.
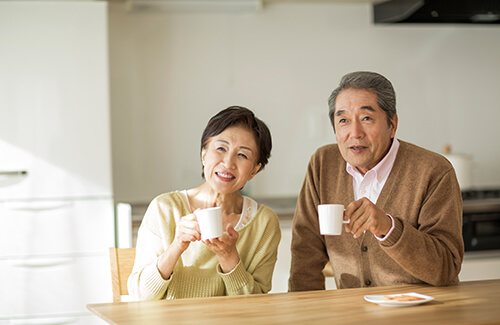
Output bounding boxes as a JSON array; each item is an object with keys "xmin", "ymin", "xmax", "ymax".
[
  {"xmin": 381, "ymin": 168, "xmax": 464, "ymax": 286},
  {"xmin": 219, "ymin": 207, "xmax": 281, "ymax": 295},
  {"xmin": 127, "ymin": 197, "xmax": 173, "ymax": 300},
  {"xmin": 289, "ymin": 156, "xmax": 330, "ymax": 291}
]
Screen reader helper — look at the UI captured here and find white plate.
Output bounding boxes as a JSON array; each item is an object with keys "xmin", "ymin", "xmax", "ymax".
[{"xmin": 364, "ymin": 292, "xmax": 434, "ymax": 307}]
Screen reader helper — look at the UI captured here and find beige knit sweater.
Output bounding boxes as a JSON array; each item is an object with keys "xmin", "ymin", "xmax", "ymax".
[
  {"xmin": 289, "ymin": 140, "xmax": 464, "ymax": 290},
  {"xmin": 128, "ymin": 191, "xmax": 281, "ymax": 300}
]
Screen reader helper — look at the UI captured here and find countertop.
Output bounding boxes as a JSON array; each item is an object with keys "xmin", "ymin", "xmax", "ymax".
[{"xmin": 128, "ymin": 196, "xmax": 298, "ymax": 223}]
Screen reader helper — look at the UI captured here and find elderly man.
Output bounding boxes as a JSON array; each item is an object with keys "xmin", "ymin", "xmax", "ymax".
[{"xmin": 289, "ymin": 71, "xmax": 464, "ymax": 290}]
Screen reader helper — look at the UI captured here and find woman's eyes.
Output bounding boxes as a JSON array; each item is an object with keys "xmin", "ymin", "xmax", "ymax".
[{"xmin": 216, "ymin": 147, "xmax": 249, "ymax": 159}]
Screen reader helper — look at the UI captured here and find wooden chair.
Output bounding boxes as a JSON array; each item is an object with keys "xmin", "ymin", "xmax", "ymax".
[
  {"xmin": 109, "ymin": 247, "xmax": 136, "ymax": 302},
  {"xmin": 323, "ymin": 261, "xmax": 334, "ymax": 277}
]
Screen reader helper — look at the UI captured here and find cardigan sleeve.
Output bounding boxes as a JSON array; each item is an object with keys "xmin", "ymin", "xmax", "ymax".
[
  {"xmin": 381, "ymin": 168, "xmax": 464, "ymax": 286},
  {"xmin": 218, "ymin": 207, "xmax": 281, "ymax": 295},
  {"xmin": 127, "ymin": 197, "xmax": 172, "ymax": 300},
  {"xmin": 289, "ymin": 155, "xmax": 330, "ymax": 291}
]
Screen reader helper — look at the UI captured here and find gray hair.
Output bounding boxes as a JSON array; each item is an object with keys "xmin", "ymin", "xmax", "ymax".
[{"xmin": 328, "ymin": 71, "xmax": 397, "ymax": 130}]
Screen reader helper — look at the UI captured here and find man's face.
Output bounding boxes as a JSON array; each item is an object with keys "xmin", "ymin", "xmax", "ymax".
[{"xmin": 333, "ymin": 88, "xmax": 398, "ymax": 175}]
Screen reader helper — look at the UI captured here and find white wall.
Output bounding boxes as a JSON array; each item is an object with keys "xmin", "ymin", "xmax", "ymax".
[{"xmin": 109, "ymin": 3, "xmax": 500, "ymax": 203}]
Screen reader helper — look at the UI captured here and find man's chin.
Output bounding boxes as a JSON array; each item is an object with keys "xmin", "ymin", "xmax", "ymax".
[{"xmin": 346, "ymin": 157, "xmax": 372, "ymax": 171}]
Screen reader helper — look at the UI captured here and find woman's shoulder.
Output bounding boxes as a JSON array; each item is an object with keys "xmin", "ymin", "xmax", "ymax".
[
  {"xmin": 253, "ymin": 204, "xmax": 280, "ymax": 228},
  {"xmin": 151, "ymin": 190, "xmax": 184, "ymax": 204},
  {"xmin": 256, "ymin": 203, "xmax": 278, "ymax": 216},
  {"xmin": 146, "ymin": 191, "xmax": 190, "ymax": 217},
  {"xmin": 253, "ymin": 205, "xmax": 281, "ymax": 241}
]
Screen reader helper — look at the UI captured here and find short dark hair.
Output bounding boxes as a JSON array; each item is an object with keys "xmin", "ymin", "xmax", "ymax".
[
  {"xmin": 328, "ymin": 71, "xmax": 397, "ymax": 131},
  {"xmin": 200, "ymin": 106, "xmax": 272, "ymax": 178}
]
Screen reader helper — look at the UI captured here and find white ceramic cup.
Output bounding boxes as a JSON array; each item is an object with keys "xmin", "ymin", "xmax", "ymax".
[
  {"xmin": 318, "ymin": 204, "xmax": 349, "ymax": 235},
  {"xmin": 195, "ymin": 207, "xmax": 223, "ymax": 240}
]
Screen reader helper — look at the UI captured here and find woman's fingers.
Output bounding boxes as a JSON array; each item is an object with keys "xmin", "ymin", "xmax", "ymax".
[{"xmin": 176, "ymin": 213, "xmax": 201, "ymax": 242}]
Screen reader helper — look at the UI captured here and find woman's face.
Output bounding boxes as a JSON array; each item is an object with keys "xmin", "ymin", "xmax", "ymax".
[{"xmin": 202, "ymin": 126, "xmax": 261, "ymax": 195}]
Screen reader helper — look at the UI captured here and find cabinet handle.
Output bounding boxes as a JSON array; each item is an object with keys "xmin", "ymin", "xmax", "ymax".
[
  {"xmin": 6, "ymin": 201, "xmax": 73, "ymax": 212},
  {"xmin": 0, "ymin": 170, "xmax": 28, "ymax": 186},
  {"xmin": 10, "ymin": 316, "xmax": 77, "ymax": 325},
  {"xmin": 8, "ymin": 257, "xmax": 74, "ymax": 268},
  {"xmin": 0, "ymin": 170, "xmax": 28, "ymax": 177}
]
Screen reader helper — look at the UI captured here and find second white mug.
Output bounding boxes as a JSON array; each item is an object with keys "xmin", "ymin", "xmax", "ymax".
[{"xmin": 318, "ymin": 204, "xmax": 349, "ymax": 236}]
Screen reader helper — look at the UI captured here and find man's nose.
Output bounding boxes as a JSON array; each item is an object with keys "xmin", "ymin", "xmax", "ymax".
[{"xmin": 350, "ymin": 121, "xmax": 364, "ymax": 139}]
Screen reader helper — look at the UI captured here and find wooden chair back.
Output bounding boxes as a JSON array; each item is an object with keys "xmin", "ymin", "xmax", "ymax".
[
  {"xmin": 109, "ymin": 247, "xmax": 136, "ymax": 302},
  {"xmin": 323, "ymin": 261, "xmax": 334, "ymax": 277}
]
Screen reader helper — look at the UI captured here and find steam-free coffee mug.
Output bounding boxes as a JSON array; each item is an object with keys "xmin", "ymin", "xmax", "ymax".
[
  {"xmin": 318, "ymin": 204, "xmax": 349, "ymax": 235},
  {"xmin": 195, "ymin": 207, "xmax": 223, "ymax": 240}
]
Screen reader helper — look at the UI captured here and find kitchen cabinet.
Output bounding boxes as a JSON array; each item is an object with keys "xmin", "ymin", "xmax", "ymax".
[
  {"xmin": 459, "ymin": 250, "xmax": 500, "ymax": 282},
  {"xmin": 0, "ymin": 200, "xmax": 114, "ymax": 257},
  {"xmin": 0, "ymin": 2, "xmax": 113, "ymax": 323},
  {"xmin": 270, "ymin": 216, "xmax": 336, "ymax": 293},
  {"xmin": 0, "ymin": 254, "xmax": 111, "ymax": 317}
]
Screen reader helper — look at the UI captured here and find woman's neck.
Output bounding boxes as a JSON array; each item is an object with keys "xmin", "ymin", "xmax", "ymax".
[{"xmin": 187, "ymin": 183, "xmax": 243, "ymax": 215}]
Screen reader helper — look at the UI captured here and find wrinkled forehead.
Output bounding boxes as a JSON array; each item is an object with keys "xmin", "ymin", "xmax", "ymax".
[{"xmin": 335, "ymin": 89, "xmax": 380, "ymax": 112}]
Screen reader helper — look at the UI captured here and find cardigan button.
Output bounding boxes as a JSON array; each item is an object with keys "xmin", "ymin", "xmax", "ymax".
[
  {"xmin": 361, "ymin": 246, "xmax": 368, "ymax": 252},
  {"xmin": 365, "ymin": 280, "xmax": 372, "ymax": 286}
]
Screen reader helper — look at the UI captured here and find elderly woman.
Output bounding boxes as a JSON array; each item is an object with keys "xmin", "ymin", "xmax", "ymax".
[{"xmin": 128, "ymin": 106, "xmax": 281, "ymax": 300}]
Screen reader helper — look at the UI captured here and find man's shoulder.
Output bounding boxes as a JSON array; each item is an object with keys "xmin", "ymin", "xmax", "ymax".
[
  {"xmin": 398, "ymin": 140, "xmax": 453, "ymax": 171},
  {"xmin": 310, "ymin": 143, "xmax": 344, "ymax": 164},
  {"xmin": 313, "ymin": 143, "xmax": 340, "ymax": 158},
  {"xmin": 306, "ymin": 144, "xmax": 346, "ymax": 177}
]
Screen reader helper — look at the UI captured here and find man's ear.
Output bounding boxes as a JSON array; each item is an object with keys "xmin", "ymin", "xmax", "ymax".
[{"xmin": 390, "ymin": 114, "xmax": 398, "ymax": 138}]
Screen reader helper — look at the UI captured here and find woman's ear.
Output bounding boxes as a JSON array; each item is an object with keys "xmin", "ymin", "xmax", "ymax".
[
  {"xmin": 248, "ymin": 163, "xmax": 262, "ymax": 180},
  {"xmin": 201, "ymin": 148, "xmax": 207, "ymax": 166}
]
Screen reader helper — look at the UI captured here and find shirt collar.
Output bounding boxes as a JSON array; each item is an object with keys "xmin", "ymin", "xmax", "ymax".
[{"xmin": 346, "ymin": 138, "xmax": 400, "ymax": 180}]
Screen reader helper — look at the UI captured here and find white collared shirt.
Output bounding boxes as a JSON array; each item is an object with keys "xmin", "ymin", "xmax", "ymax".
[{"xmin": 346, "ymin": 138, "xmax": 400, "ymax": 240}]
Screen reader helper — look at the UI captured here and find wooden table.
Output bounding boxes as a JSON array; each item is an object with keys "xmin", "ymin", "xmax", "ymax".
[{"xmin": 88, "ymin": 279, "xmax": 500, "ymax": 324}]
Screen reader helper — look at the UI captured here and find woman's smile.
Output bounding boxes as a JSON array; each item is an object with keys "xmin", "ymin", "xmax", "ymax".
[{"xmin": 215, "ymin": 171, "xmax": 236, "ymax": 181}]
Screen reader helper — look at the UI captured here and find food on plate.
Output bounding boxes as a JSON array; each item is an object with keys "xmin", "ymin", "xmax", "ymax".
[{"xmin": 384, "ymin": 295, "xmax": 425, "ymax": 302}]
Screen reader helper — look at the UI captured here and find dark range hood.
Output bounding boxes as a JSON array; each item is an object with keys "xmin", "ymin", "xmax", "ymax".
[{"xmin": 374, "ymin": 0, "xmax": 500, "ymax": 24}]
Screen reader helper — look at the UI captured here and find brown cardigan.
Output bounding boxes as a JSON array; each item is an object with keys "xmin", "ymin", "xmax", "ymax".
[{"xmin": 289, "ymin": 140, "xmax": 464, "ymax": 290}]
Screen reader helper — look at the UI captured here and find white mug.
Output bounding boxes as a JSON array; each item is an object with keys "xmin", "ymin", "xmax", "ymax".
[
  {"xmin": 318, "ymin": 204, "xmax": 349, "ymax": 235},
  {"xmin": 195, "ymin": 207, "xmax": 223, "ymax": 240}
]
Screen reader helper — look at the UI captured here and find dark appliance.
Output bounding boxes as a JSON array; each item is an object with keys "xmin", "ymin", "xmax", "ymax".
[
  {"xmin": 374, "ymin": 0, "xmax": 500, "ymax": 24},
  {"xmin": 462, "ymin": 188, "xmax": 500, "ymax": 251}
]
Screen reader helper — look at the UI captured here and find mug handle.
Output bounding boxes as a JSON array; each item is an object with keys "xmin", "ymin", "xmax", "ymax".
[{"xmin": 342, "ymin": 209, "xmax": 350, "ymax": 223}]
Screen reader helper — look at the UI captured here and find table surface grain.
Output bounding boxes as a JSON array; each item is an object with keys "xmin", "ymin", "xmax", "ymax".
[{"xmin": 88, "ymin": 279, "xmax": 500, "ymax": 325}]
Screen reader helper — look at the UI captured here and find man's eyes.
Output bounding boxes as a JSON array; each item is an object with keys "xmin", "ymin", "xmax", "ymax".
[{"xmin": 337, "ymin": 116, "xmax": 373, "ymax": 124}]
